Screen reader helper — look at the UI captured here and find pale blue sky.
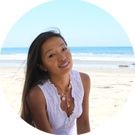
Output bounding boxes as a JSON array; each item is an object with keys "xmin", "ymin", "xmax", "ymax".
[{"xmin": 3, "ymin": 0, "xmax": 132, "ymax": 47}]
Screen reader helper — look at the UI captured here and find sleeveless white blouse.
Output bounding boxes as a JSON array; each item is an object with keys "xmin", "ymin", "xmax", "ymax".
[{"xmin": 38, "ymin": 70, "xmax": 84, "ymax": 135}]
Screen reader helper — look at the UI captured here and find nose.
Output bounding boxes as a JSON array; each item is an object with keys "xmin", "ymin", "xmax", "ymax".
[{"xmin": 57, "ymin": 53, "xmax": 66, "ymax": 62}]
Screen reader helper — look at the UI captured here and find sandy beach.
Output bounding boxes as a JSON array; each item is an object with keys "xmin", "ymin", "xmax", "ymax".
[{"xmin": 0, "ymin": 64, "xmax": 135, "ymax": 130}]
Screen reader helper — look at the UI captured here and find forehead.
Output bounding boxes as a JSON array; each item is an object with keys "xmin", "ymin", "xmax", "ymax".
[{"xmin": 42, "ymin": 37, "xmax": 65, "ymax": 50}]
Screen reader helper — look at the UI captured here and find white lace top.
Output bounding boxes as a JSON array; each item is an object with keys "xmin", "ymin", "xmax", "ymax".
[{"xmin": 38, "ymin": 70, "xmax": 84, "ymax": 135}]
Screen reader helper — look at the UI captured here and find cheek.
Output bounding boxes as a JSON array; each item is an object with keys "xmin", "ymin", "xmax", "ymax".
[
  {"xmin": 41, "ymin": 57, "xmax": 50, "ymax": 70},
  {"xmin": 42, "ymin": 59, "xmax": 57, "ymax": 70},
  {"xmin": 68, "ymin": 51, "xmax": 72, "ymax": 59}
]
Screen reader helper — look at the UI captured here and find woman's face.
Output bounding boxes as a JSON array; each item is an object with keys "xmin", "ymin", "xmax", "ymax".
[{"xmin": 40, "ymin": 36, "xmax": 73, "ymax": 76}]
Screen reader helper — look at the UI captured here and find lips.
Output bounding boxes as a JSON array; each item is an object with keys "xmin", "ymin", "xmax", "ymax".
[{"xmin": 59, "ymin": 61, "xmax": 70, "ymax": 68}]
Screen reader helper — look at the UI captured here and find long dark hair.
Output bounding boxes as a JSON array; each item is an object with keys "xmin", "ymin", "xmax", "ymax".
[{"xmin": 20, "ymin": 30, "xmax": 67, "ymax": 125}]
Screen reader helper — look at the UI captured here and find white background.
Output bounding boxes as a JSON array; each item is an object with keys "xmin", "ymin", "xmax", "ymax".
[{"xmin": 0, "ymin": 0, "xmax": 135, "ymax": 135}]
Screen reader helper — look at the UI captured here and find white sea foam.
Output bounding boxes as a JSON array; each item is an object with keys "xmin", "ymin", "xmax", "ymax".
[
  {"xmin": 0, "ymin": 54, "xmax": 27, "ymax": 60},
  {"xmin": 72, "ymin": 54, "xmax": 135, "ymax": 62},
  {"xmin": 0, "ymin": 53, "xmax": 135, "ymax": 68},
  {"xmin": 0, "ymin": 53, "xmax": 134, "ymax": 61}
]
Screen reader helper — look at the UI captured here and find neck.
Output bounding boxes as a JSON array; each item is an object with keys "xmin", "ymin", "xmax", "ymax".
[{"xmin": 49, "ymin": 72, "xmax": 70, "ymax": 92}]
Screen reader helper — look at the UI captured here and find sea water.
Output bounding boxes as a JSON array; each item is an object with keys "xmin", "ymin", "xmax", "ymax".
[{"xmin": 0, "ymin": 46, "xmax": 134, "ymax": 68}]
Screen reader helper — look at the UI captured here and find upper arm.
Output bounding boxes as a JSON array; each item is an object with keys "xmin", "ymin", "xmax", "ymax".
[
  {"xmin": 27, "ymin": 86, "xmax": 53, "ymax": 133},
  {"xmin": 77, "ymin": 72, "xmax": 91, "ymax": 134}
]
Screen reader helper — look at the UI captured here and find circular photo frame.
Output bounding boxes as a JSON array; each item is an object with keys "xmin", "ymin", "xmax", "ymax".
[{"xmin": 0, "ymin": 0, "xmax": 135, "ymax": 135}]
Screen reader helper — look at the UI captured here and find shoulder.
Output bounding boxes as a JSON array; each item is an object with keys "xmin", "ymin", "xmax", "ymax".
[
  {"xmin": 79, "ymin": 72, "xmax": 90, "ymax": 82},
  {"xmin": 79, "ymin": 72, "xmax": 91, "ymax": 94},
  {"xmin": 79, "ymin": 72, "xmax": 90, "ymax": 86},
  {"xmin": 27, "ymin": 86, "xmax": 46, "ymax": 109},
  {"xmin": 28, "ymin": 86, "xmax": 44, "ymax": 101}
]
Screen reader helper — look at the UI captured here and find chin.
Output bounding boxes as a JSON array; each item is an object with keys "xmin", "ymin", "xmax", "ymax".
[{"xmin": 61, "ymin": 65, "xmax": 72, "ymax": 74}]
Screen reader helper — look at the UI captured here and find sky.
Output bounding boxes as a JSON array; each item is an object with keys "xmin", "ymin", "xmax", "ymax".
[{"xmin": 2, "ymin": 0, "xmax": 132, "ymax": 48}]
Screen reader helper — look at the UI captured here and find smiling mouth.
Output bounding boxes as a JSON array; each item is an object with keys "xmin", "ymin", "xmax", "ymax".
[{"xmin": 59, "ymin": 61, "xmax": 70, "ymax": 68}]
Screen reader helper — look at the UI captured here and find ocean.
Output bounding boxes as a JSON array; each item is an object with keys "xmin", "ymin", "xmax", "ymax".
[
  {"xmin": 0, "ymin": 46, "xmax": 134, "ymax": 55},
  {"xmin": 0, "ymin": 46, "xmax": 135, "ymax": 68}
]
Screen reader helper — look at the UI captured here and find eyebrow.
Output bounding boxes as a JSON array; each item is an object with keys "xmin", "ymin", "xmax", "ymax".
[{"xmin": 44, "ymin": 43, "xmax": 65, "ymax": 55}]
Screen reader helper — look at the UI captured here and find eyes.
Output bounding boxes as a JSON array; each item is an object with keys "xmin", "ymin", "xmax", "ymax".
[
  {"xmin": 62, "ymin": 46, "xmax": 68, "ymax": 52},
  {"xmin": 48, "ymin": 47, "xmax": 68, "ymax": 58}
]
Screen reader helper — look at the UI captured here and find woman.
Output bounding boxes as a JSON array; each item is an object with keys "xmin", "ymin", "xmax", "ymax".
[{"xmin": 21, "ymin": 30, "xmax": 90, "ymax": 135}]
